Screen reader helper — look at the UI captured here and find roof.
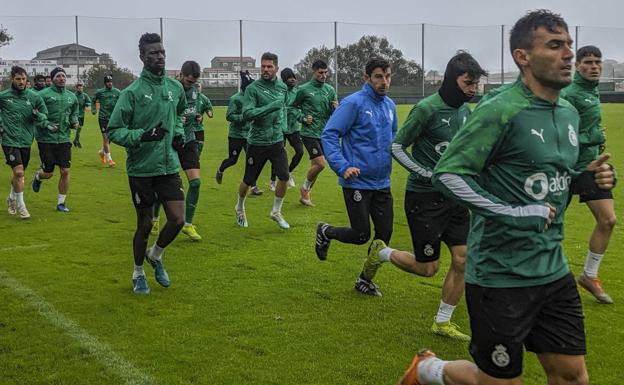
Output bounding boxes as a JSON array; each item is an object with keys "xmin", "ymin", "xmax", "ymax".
[
  {"xmin": 211, "ymin": 56, "xmax": 255, "ymax": 61},
  {"xmin": 34, "ymin": 43, "xmax": 99, "ymax": 60}
]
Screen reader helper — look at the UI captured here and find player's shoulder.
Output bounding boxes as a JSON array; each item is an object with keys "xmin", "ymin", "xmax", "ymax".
[{"xmin": 557, "ymin": 96, "xmax": 578, "ymax": 114}]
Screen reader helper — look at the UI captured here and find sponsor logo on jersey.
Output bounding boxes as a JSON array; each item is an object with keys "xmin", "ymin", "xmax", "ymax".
[
  {"xmin": 568, "ymin": 124, "xmax": 578, "ymax": 146},
  {"xmin": 434, "ymin": 141, "xmax": 449, "ymax": 155},
  {"xmin": 364, "ymin": 110, "xmax": 373, "ymax": 117},
  {"xmin": 144, "ymin": 94, "xmax": 153, "ymax": 101},
  {"xmin": 441, "ymin": 117, "xmax": 451, "ymax": 127},
  {"xmin": 491, "ymin": 345, "xmax": 510, "ymax": 368},
  {"xmin": 531, "ymin": 128, "xmax": 545, "ymax": 143},
  {"xmin": 524, "ymin": 171, "xmax": 571, "ymax": 200}
]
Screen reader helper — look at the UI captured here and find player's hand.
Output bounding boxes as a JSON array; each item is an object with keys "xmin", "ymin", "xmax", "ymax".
[
  {"xmin": 343, "ymin": 167, "xmax": 360, "ymax": 180},
  {"xmin": 544, "ymin": 203, "xmax": 556, "ymax": 230},
  {"xmin": 140, "ymin": 124, "xmax": 167, "ymax": 142},
  {"xmin": 305, "ymin": 115, "xmax": 313, "ymax": 125},
  {"xmin": 32, "ymin": 108, "xmax": 39, "ymax": 116},
  {"xmin": 207, "ymin": 111, "xmax": 214, "ymax": 118},
  {"xmin": 587, "ymin": 153, "xmax": 616, "ymax": 190},
  {"xmin": 331, "ymin": 100, "xmax": 338, "ymax": 109},
  {"xmin": 195, "ymin": 114, "xmax": 203, "ymax": 124},
  {"xmin": 72, "ymin": 122, "xmax": 79, "ymax": 129},
  {"xmin": 47, "ymin": 124, "xmax": 59, "ymax": 132},
  {"xmin": 172, "ymin": 135, "xmax": 184, "ymax": 152}
]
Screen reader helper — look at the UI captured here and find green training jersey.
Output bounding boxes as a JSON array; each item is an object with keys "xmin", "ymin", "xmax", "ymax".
[
  {"xmin": 226, "ymin": 91, "xmax": 250, "ymax": 140},
  {"xmin": 284, "ymin": 85, "xmax": 302, "ymax": 135},
  {"xmin": 74, "ymin": 91, "xmax": 91, "ymax": 119},
  {"xmin": 193, "ymin": 93, "xmax": 213, "ymax": 133},
  {"xmin": 432, "ymin": 81, "xmax": 580, "ymax": 288},
  {"xmin": 292, "ymin": 78, "xmax": 336, "ymax": 139},
  {"xmin": 180, "ymin": 85, "xmax": 200, "ymax": 143},
  {"xmin": 0, "ymin": 87, "xmax": 48, "ymax": 148},
  {"xmin": 37, "ymin": 85, "xmax": 79, "ymax": 144},
  {"xmin": 392, "ymin": 92, "xmax": 470, "ymax": 193},
  {"xmin": 477, "ymin": 78, "xmax": 520, "ymax": 106},
  {"xmin": 242, "ymin": 77, "xmax": 287, "ymax": 146},
  {"xmin": 560, "ymin": 72, "xmax": 604, "ymax": 171},
  {"xmin": 92, "ymin": 86, "xmax": 121, "ymax": 121}
]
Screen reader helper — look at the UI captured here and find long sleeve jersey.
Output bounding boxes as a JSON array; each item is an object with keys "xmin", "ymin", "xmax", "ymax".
[
  {"xmin": 293, "ymin": 78, "xmax": 337, "ymax": 139},
  {"xmin": 242, "ymin": 77, "xmax": 287, "ymax": 146},
  {"xmin": 108, "ymin": 69, "xmax": 186, "ymax": 177},
  {"xmin": 432, "ymin": 81, "xmax": 580, "ymax": 288},
  {"xmin": 560, "ymin": 72, "xmax": 605, "ymax": 171},
  {"xmin": 180, "ymin": 85, "xmax": 200, "ymax": 143},
  {"xmin": 193, "ymin": 93, "xmax": 213, "ymax": 132},
  {"xmin": 36, "ymin": 85, "xmax": 79, "ymax": 144},
  {"xmin": 74, "ymin": 91, "xmax": 91, "ymax": 119},
  {"xmin": 226, "ymin": 91, "xmax": 250, "ymax": 140},
  {"xmin": 0, "ymin": 87, "xmax": 48, "ymax": 148},
  {"xmin": 284, "ymin": 85, "xmax": 302, "ymax": 135},
  {"xmin": 392, "ymin": 92, "xmax": 470, "ymax": 193},
  {"xmin": 92, "ymin": 87, "xmax": 121, "ymax": 121}
]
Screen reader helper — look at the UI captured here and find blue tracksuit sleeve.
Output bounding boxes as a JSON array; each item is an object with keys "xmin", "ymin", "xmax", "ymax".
[{"xmin": 321, "ymin": 100, "xmax": 358, "ymax": 178}]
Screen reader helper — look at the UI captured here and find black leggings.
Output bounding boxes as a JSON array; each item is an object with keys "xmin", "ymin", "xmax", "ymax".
[
  {"xmin": 271, "ymin": 132, "xmax": 304, "ymax": 181},
  {"xmin": 218, "ymin": 137, "xmax": 247, "ymax": 172}
]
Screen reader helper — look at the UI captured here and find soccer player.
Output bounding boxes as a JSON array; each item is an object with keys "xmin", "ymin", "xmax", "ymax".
[
  {"xmin": 1, "ymin": 66, "xmax": 48, "ymax": 219},
  {"xmin": 32, "ymin": 67, "xmax": 78, "ymax": 212},
  {"xmin": 193, "ymin": 81, "xmax": 213, "ymax": 157},
  {"xmin": 44, "ymin": 75, "xmax": 52, "ymax": 88},
  {"xmin": 269, "ymin": 68, "xmax": 304, "ymax": 191},
  {"xmin": 316, "ymin": 58, "xmax": 396, "ymax": 296},
  {"xmin": 92, "ymin": 75, "xmax": 121, "ymax": 167},
  {"xmin": 108, "ymin": 33, "xmax": 187, "ymax": 295},
  {"xmin": 293, "ymin": 59, "xmax": 338, "ymax": 207},
  {"xmin": 33, "ymin": 75, "xmax": 46, "ymax": 92},
  {"xmin": 234, "ymin": 52, "xmax": 290, "ymax": 229},
  {"xmin": 72, "ymin": 81, "xmax": 91, "ymax": 148},
  {"xmin": 215, "ymin": 71, "xmax": 263, "ymax": 196},
  {"xmin": 561, "ymin": 45, "xmax": 617, "ymax": 304},
  {"xmin": 398, "ymin": 10, "xmax": 615, "ymax": 385},
  {"xmin": 362, "ymin": 52, "xmax": 486, "ymax": 339}
]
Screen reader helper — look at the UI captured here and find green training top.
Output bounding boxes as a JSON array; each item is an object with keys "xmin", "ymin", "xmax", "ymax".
[
  {"xmin": 477, "ymin": 78, "xmax": 520, "ymax": 106},
  {"xmin": 180, "ymin": 84, "xmax": 200, "ymax": 143},
  {"xmin": 293, "ymin": 78, "xmax": 336, "ymax": 139},
  {"xmin": 37, "ymin": 85, "xmax": 79, "ymax": 144},
  {"xmin": 432, "ymin": 81, "xmax": 580, "ymax": 288},
  {"xmin": 0, "ymin": 87, "xmax": 48, "ymax": 148},
  {"xmin": 193, "ymin": 93, "xmax": 213, "ymax": 133},
  {"xmin": 284, "ymin": 85, "xmax": 302, "ymax": 135},
  {"xmin": 242, "ymin": 77, "xmax": 287, "ymax": 146},
  {"xmin": 560, "ymin": 72, "xmax": 605, "ymax": 171},
  {"xmin": 74, "ymin": 90, "xmax": 91, "ymax": 119},
  {"xmin": 392, "ymin": 92, "xmax": 470, "ymax": 193},
  {"xmin": 226, "ymin": 91, "xmax": 250, "ymax": 140},
  {"xmin": 92, "ymin": 87, "xmax": 121, "ymax": 121},
  {"xmin": 108, "ymin": 69, "xmax": 186, "ymax": 177}
]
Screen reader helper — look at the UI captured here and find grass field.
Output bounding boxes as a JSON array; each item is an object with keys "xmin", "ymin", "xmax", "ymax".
[{"xmin": 0, "ymin": 104, "xmax": 622, "ymax": 385}]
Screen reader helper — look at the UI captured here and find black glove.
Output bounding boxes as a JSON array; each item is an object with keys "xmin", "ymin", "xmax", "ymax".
[
  {"xmin": 172, "ymin": 135, "xmax": 184, "ymax": 152},
  {"xmin": 141, "ymin": 124, "xmax": 167, "ymax": 142}
]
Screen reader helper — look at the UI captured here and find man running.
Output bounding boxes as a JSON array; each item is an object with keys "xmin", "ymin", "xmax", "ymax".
[
  {"xmin": 193, "ymin": 81, "xmax": 213, "ymax": 157},
  {"xmin": 361, "ymin": 52, "xmax": 486, "ymax": 340},
  {"xmin": 561, "ymin": 45, "xmax": 617, "ymax": 304},
  {"xmin": 72, "ymin": 81, "xmax": 91, "ymax": 148},
  {"xmin": 1, "ymin": 66, "xmax": 48, "ymax": 219},
  {"xmin": 32, "ymin": 67, "xmax": 78, "ymax": 212},
  {"xmin": 399, "ymin": 10, "xmax": 615, "ymax": 385},
  {"xmin": 108, "ymin": 32, "xmax": 187, "ymax": 295},
  {"xmin": 269, "ymin": 68, "xmax": 304, "ymax": 191},
  {"xmin": 92, "ymin": 75, "xmax": 121, "ymax": 167},
  {"xmin": 33, "ymin": 75, "xmax": 46, "ymax": 92},
  {"xmin": 234, "ymin": 52, "xmax": 290, "ymax": 229},
  {"xmin": 293, "ymin": 59, "xmax": 337, "ymax": 207},
  {"xmin": 316, "ymin": 57, "xmax": 396, "ymax": 297}
]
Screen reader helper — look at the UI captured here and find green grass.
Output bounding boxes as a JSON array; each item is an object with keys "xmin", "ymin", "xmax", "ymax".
[{"xmin": 0, "ymin": 104, "xmax": 622, "ymax": 385}]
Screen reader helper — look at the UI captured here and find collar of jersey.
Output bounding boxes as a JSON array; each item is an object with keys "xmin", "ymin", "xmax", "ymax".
[
  {"xmin": 573, "ymin": 72, "xmax": 598, "ymax": 91},
  {"xmin": 363, "ymin": 83, "xmax": 385, "ymax": 103},
  {"xmin": 140, "ymin": 68, "xmax": 164, "ymax": 85},
  {"xmin": 517, "ymin": 80, "xmax": 563, "ymax": 107}
]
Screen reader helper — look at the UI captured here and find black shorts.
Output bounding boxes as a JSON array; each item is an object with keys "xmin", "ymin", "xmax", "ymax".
[
  {"xmin": 301, "ymin": 136, "xmax": 324, "ymax": 159},
  {"xmin": 178, "ymin": 140, "xmax": 200, "ymax": 170},
  {"xmin": 342, "ymin": 187, "xmax": 394, "ymax": 244},
  {"xmin": 38, "ymin": 142, "xmax": 71, "ymax": 172},
  {"xmin": 98, "ymin": 118, "xmax": 109, "ymax": 134},
  {"xmin": 243, "ymin": 142, "xmax": 289, "ymax": 186},
  {"xmin": 466, "ymin": 273, "xmax": 586, "ymax": 379},
  {"xmin": 404, "ymin": 191, "xmax": 469, "ymax": 262},
  {"xmin": 194, "ymin": 130, "xmax": 205, "ymax": 142},
  {"xmin": 229, "ymin": 137, "xmax": 247, "ymax": 157},
  {"xmin": 570, "ymin": 170, "xmax": 613, "ymax": 203},
  {"xmin": 78, "ymin": 117, "xmax": 84, "ymax": 127},
  {"xmin": 128, "ymin": 174, "xmax": 185, "ymax": 209},
  {"xmin": 3, "ymin": 146, "xmax": 31, "ymax": 169}
]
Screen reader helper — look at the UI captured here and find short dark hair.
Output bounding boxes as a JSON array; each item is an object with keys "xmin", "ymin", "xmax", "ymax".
[
  {"xmin": 312, "ymin": 59, "xmax": 327, "ymax": 71},
  {"xmin": 11, "ymin": 66, "xmax": 27, "ymax": 78},
  {"xmin": 180, "ymin": 60, "xmax": 201, "ymax": 78},
  {"xmin": 576, "ymin": 45, "xmax": 602, "ymax": 61},
  {"xmin": 365, "ymin": 57, "xmax": 390, "ymax": 76},
  {"xmin": 446, "ymin": 51, "xmax": 488, "ymax": 79},
  {"xmin": 34, "ymin": 74, "xmax": 45, "ymax": 82},
  {"xmin": 261, "ymin": 52, "xmax": 278, "ymax": 65},
  {"xmin": 45, "ymin": 75, "xmax": 51, "ymax": 80},
  {"xmin": 139, "ymin": 33, "xmax": 162, "ymax": 54},
  {"xmin": 510, "ymin": 10, "xmax": 569, "ymax": 70}
]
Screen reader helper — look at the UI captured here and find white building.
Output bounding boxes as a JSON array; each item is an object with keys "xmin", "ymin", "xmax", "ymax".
[
  {"xmin": 201, "ymin": 56, "xmax": 260, "ymax": 87},
  {"xmin": 0, "ymin": 59, "xmax": 58, "ymax": 79}
]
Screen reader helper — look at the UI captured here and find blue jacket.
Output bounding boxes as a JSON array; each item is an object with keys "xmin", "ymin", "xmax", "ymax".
[{"xmin": 322, "ymin": 83, "xmax": 397, "ymax": 190}]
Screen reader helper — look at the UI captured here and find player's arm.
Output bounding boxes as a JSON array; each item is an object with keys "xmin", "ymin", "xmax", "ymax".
[
  {"xmin": 84, "ymin": 94, "xmax": 92, "ymax": 110},
  {"xmin": 32, "ymin": 94, "xmax": 50, "ymax": 128},
  {"xmin": 241, "ymin": 88, "xmax": 281, "ymax": 121},
  {"xmin": 69, "ymin": 96, "xmax": 79, "ymax": 127},
  {"xmin": 91, "ymin": 90, "xmax": 99, "ymax": 115},
  {"xmin": 391, "ymin": 104, "xmax": 432, "ymax": 182},
  {"xmin": 174, "ymin": 90, "xmax": 187, "ymax": 138},
  {"xmin": 226, "ymin": 97, "xmax": 245, "ymax": 123},
  {"xmin": 432, "ymin": 107, "xmax": 551, "ymax": 232},
  {"xmin": 203, "ymin": 95, "xmax": 214, "ymax": 118},
  {"xmin": 321, "ymin": 100, "xmax": 358, "ymax": 177},
  {"xmin": 107, "ymin": 92, "xmax": 142, "ymax": 147}
]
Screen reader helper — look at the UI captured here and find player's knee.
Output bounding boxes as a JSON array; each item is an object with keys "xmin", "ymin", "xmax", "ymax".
[
  {"xmin": 598, "ymin": 214, "xmax": 617, "ymax": 230},
  {"xmin": 451, "ymin": 254, "xmax": 466, "ymax": 273},
  {"xmin": 420, "ymin": 263, "xmax": 438, "ymax": 277},
  {"xmin": 354, "ymin": 232, "xmax": 371, "ymax": 245},
  {"xmin": 555, "ymin": 370, "xmax": 588, "ymax": 385},
  {"xmin": 60, "ymin": 168, "xmax": 70, "ymax": 177},
  {"xmin": 14, "ymin": 170, "xmax": 25, "ymax": 179},
  {"xmin": 137, "ymin": 217, "xmax": 152, "ymax": 234},
  {"xmin": 189, "ymin": 178, "xmax": 201, "ymax": 190}
]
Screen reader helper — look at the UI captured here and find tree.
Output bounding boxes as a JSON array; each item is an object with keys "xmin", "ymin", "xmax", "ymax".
[
  {"xmin": 0, "ymin": 25, "xmax": 12, "ymax": 48},
  {"xmin": 294, "ymin": 35, "xmax": 422, "ymax": 87},
  {"xmin": 83, "ymin": 64, "xmax": 136, "ymax": 91}
]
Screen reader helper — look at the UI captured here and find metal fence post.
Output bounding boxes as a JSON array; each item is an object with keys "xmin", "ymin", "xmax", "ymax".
[
  {"xmin": 160, "ymin": 18, "xmax": 164, "ymax": 41},
  {"xmin": 239, "ymin": 19, "xmax": 243, "ymax": 91},
  {"xmin": 75, "ymin": 16, "xmax": 80, "ymax": 82},
  {"xmin": 421, "ymin": 23, "xmax": 425, "ymax": 96},
  {"xmin": 500, "ymin": 24, "xmax": 504, "ymax": 85},
  {"xmin": 334, "ymin": 21, "xmax": 338, "ymax": 95},
  {"xmin": 575, "ymin": 25, "xmax": 579, "ymax": 55}
]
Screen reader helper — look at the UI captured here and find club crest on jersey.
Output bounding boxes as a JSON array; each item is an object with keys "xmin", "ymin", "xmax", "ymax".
[
  {"xmin": 568, "ymin": 124, "xmax": 578, "ymax": 146},
  {"xmin": 423, "ymin": 244, "xmax": 435, "ymax": 257},
  {"xmin": 434, "ymin": 141, "xmax": 449, "ymax": 155},
  {"xmin": 491, "ymin": 345, "xmax": 510, "ymax": 368},
  {"xmin": 353, "ymin": 190, "xmax": 362, "ymax": 202},
  {"xmin": 167, "ymin": 91, "xmax": 174, "ymax": 102},
  {"xmin": 192, "ymin": 91, "xmax": 197, "ymax": 100},
  {"xmin": 388, "ymin": 110, "xmax": 394, "ymax": 122}
]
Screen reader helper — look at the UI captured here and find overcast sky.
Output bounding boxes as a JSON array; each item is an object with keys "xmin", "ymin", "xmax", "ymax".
[{"xmin": 2, "ymin": 0, "xmax": 624, "ymax": 76}]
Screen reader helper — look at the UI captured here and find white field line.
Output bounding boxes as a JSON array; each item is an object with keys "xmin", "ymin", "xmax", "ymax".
[
  {"xmin": 0, "ymin": 244, "xmax": 50, "ymax": 252},
  {"xmin": 0, "ymin": 270, "xmax": 154, "ymax": 385}
]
